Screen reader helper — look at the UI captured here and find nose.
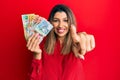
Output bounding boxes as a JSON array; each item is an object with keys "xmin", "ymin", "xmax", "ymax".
[{"xmin": 58, "ymin": 21, "xmax": 63, "ymax": 28}]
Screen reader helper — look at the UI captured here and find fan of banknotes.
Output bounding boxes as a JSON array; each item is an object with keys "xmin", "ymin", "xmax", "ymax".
[{"xmin": 21, "ymin": 14, "xmax": 53, "ymax": 43}]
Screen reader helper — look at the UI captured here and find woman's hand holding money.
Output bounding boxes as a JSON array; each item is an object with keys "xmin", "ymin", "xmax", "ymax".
[
  {"xmin": 26, "ymin": 15, "xmax": 49, "ymax": 60},
  {"xmin": 27, "ymin": 33, "xmax": 42, "ymax": 60}
]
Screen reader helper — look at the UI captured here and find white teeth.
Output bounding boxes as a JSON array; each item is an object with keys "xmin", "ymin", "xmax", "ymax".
[{"xmin": 58, "ymin": 29, "xmax": 64, "ymax": 33}]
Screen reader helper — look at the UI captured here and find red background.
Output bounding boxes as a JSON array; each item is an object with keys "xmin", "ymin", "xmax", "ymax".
[{"xmin": 0, "ymin": 0, "xmax": 120, "ymax": 80}]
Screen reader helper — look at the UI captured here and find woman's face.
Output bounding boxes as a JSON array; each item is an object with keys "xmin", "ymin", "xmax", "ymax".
[{"xmin": 52, "ymin": 12, "xmax": 69, "ymax": 39}]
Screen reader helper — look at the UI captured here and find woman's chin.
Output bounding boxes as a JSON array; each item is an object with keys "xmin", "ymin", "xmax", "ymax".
[{"xmin": 57, "ymin": 33, "xmax": 67, "ymax": 38}]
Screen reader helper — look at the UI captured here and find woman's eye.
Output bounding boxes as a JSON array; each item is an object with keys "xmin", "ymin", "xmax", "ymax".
[
  {"xmin": 64, "ymin": 20, "xmax": 68, "ymax": 22},
  {"xmin": 52, "ymin": 20, "xmax": 58, "ymax": 22}
]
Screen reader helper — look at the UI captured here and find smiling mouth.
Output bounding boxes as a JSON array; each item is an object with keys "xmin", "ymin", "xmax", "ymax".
[{"xmin": 57, "ymin": 28, "xmax": 65, "ymax": 33}]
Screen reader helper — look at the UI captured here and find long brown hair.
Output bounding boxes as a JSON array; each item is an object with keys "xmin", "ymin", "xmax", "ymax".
[{"xmin": 44, "ymin": 4, "xmax": 77, "ymax": 55}]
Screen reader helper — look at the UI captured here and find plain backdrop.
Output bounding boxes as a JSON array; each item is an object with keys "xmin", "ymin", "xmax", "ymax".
[{"xmin": 0, "ymin": 0, "xmax": 120, "ymax": 80}]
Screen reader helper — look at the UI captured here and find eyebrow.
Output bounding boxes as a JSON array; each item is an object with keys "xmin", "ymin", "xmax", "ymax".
[{"xmin": 53, "ymin": 17, "xmax": 68, "ymax": 19}]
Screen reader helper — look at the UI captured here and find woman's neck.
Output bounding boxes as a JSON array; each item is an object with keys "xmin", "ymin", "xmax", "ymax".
[{"xmin": 57, "ymin": 36, "xmax": 65, "ymax": 46}]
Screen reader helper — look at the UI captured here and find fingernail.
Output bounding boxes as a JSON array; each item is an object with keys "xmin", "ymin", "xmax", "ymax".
[{"xmin": 79, "ymin": 55, "xmax": 85, "ymax": 60}]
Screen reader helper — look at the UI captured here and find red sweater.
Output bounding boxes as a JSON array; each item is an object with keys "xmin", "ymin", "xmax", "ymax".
[{"xmin": 29, "ymin": 39, "xmax": 85, "ymax": 80}]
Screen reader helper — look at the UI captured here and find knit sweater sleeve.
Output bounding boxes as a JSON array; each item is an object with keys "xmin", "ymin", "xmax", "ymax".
[{"xmin": 29, "ymin": 58, "xmax": 42, "ymax": 80}]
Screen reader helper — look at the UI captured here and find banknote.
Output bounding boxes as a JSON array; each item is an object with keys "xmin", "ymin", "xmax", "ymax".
[
  {"xmin": 21, "ymin": 14, "xmax": 29, "ymax": 28},
  {"xmin": 35, "ymin": 19, "xmax": 53, "ymax": 36},
  {"xmin": 21, "ymin": 14, "xmax": 53, "ymax": 43},
  {"xmin": 21, "ymin": 14, "xmax": 36, "ymax": 40}
]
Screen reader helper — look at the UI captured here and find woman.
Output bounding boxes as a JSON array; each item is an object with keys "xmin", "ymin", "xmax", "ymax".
[{"xmin": 27, "ymin": 4, "xmax": 95, "ymax": 80}]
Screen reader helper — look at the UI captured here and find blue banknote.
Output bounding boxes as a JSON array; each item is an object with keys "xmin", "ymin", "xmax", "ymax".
[{"xmin": 35, "ymin": 19, "xmax": 53, "ymax": 36}]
